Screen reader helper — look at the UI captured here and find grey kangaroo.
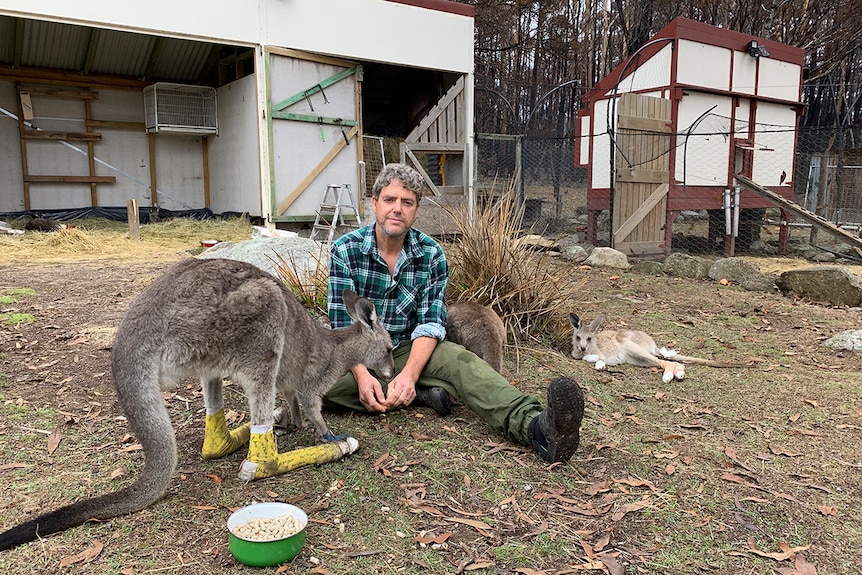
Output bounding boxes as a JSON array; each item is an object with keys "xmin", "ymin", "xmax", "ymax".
[
  {"xmin": 446, "ymin": 301, "xmax": 506, "ymax": 373},
  {"xmin": 0, "ymin": 257, "xmax": 394, "ymax": 551},
  {"xmin": 570, "ymin": 313, "xmax": 744, "ymax": 383}
]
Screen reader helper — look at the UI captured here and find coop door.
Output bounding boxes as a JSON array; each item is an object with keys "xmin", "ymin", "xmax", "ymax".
[
  {"xmin": 268, "ymin": 49, "xmax": 362, "ymax": 221},
  {"xmin": 612, "ymin": 93, "xmax": 672, "ymax": 255}
]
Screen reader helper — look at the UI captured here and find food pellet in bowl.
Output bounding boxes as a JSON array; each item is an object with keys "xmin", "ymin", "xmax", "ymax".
[{"xmin": 231, "ymin": 512, "xmax": 304, "ymax": 541}]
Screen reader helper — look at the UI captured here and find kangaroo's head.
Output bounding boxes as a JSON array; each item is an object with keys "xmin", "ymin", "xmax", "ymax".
[
  {"xmin": 343, "ymin": 289, "xmax": 395, "ymax": 379},
  {"xmin": 569, "ymin": 313, "xmax": 603, "ymax": 359}
]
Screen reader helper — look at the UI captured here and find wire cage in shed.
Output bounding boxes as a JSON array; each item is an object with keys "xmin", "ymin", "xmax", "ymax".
[{"xmin": 144, "ymin": 82, "xmax": 218, "ymax": 135}]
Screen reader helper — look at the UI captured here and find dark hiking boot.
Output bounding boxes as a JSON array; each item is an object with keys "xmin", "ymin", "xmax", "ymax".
[
  {"xmin": 411, "ymin": 386, "xmax": 454, "ymax": 416},
  {"xmin": 528, "ymin": 377, "xmax": 585, "ymax": 463}
]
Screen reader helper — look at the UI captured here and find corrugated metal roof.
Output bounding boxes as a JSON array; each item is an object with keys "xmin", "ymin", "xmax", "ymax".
[{"xmin": 0, "ymin": 14, "xmax": 224, "ymax": 85}]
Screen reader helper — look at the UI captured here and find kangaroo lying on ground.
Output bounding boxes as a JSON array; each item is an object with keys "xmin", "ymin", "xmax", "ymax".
[
  {"xmin": 570, "ymin": 313, "xmax": 744, "ymax": 383},
  {"xmin": 0, "ymin": 257, "xmax": 394, "ymax": 551},
  {"xmin": 446, "ymin": 301, "xmax": 506, "ymax": 373}
]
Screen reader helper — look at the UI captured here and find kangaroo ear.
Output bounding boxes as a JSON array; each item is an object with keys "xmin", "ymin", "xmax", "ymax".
[
  {"xmin": 342, "ymin": 289, "xmax": 358, "ymax": 314},
  {"xmin": 343, "ymin": 289, "xmax": 377, "ymax": 328},
  {"xmin": 590, "ymin": 315, "xmax": 604, "ymax": 330},
  {"xmin": 569, "ymin": 313, "xmax": 580, "ymax": 329}
]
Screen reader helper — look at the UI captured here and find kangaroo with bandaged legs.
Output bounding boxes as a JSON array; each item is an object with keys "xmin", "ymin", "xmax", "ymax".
[
  {"xmin": 570, "ymin": 313, "xmax": 745, "ymax": 382},
  {"xmin": 0, "ymin": 257, "xmax": 394, "ymax": 551}
]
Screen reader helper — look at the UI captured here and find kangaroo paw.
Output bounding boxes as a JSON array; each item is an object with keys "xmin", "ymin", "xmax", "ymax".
[
  {"xmin": 239, "ymin": 434, "xmax": 360, "ymax": 481},
  {"xmin": 673, "ymin": 363, "xmax": 686, "ymax": 380},
  {"xmin": 659, "ymin": 347, "xmax": 678, "ymax": 358},
  {"xmin": 202, "ymin": 409, "xmax": 251, "ymax": 459},
  {"xmin": 594, "ymin": 359, "xmax": 606, "ymax": 370},
  {"xmin": 583, "ymin": 354, "xmax": 599, "ymax": 363}
]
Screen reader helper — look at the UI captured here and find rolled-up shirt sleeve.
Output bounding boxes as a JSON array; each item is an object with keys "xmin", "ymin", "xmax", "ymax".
[{"xmin": 410, "ymin": 246, "xmax": 448, "ymax": 342}]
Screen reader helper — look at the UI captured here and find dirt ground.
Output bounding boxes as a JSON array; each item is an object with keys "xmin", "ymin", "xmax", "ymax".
[{"xmin": 1, "ymin": 248, "xmax": 861, "ymax": 574}]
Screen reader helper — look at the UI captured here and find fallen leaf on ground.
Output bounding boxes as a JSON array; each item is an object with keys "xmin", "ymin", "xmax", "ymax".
[
  {"xmin": 415, "ymin": 532, "xmax": 452, "ymax": 544},
  {"xmin": 47, "ymin": 426, "xmax": 63, "ymax": 455},
  {"xmin": 747, "ymin": 537, "xmax": 810, "ymax": 560},
  {"xmin": 816, "ymin": 505, "xmax": 836, "ymax": 516},
  {"xmin": 59, "ymin": 541, "xmax": 104, "ymax": 568},
  {"xmin": 776, "ymin": 553, "xmax": 819, "ymax": 575},
  {"xmin": 445, "ymin": 516, "xmax": 492, "ymax": 532}
]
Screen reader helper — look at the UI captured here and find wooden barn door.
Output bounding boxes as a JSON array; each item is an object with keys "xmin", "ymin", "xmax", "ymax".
[
  {"xmin": 267, "ymin": 48, "xmax": 362, "ymax": 222},
  {"xmin": 612, "ymin": 93, "xmax": 672, "ymax": 255}
]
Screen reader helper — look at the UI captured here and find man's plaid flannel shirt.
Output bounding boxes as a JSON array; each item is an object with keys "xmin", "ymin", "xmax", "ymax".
[{"xmin": 327, "ymin": 224, "xmax": 448, "ymax": 348}]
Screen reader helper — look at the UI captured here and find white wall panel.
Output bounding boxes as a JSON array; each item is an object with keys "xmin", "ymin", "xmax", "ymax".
[
  {"xmin": 758, "ymin": 58, "xmax": 801, "ymax": 102},
  {"xmin": 0, "ymin": 81, "xmax": 24, "ymax": 212},
  {"xmin": 675, "ymin": 93, "xmax": 733, "ymax": 186},
  {"xmin": 677, "ymin": 39, "xmax": 730, "ymax": 90},
  {"xmin": 209, "ymin": 74, "xmax": 261, "ymax": 216}
]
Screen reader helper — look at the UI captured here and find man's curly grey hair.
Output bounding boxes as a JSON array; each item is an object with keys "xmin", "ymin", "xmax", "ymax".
[{"xmin": 371, "ymin": 163, "xmax": 426, "ymax": 201}]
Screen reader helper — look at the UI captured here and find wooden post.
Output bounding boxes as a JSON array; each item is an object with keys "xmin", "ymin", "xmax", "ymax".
[{"xmin": 127, "ymin": 199, "xmax": 141, "ymax": 240}]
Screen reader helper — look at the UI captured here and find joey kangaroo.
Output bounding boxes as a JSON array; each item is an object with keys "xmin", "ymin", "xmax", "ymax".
[
  {"xmin": 570, "ymin": 313, "xmax": 744, "ymax": 383},
  {"xmin": 0, "ymin": 257, "xmax": 394, "ymax": 551},
  {"xmin": 446, "ymin": 301, "xmax": 506, "ymax": 373}
]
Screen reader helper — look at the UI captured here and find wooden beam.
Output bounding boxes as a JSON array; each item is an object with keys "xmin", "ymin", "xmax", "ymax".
[
  {"xmin": 613, "ymin": 183, "xmax": 669, "ymax": 243},
  {"xmin": 735, "ymin": 174, "xmax": 862, "ymax": 252},
  {"xmin": 25, "ymin": 175, "xmax": 116, "ymax": 184},
  {"xmin": 148, "ymin": 133, "xmax": 158, "ymax": 205},
  {"xmin": 22, "ymin": 86, "xmax": 99, "ymax": 100},
  {"xmin": 85, "ymin": 99, "xmax": 98, "ymax": 206},
  {"xmin": 23, "ymin": 130, "xmax": 102, "ymax": 141},
  {"xmin": 202, "ymin": 137, "xmax": 210, "ymax": 209},
  {"xmin": 0, "ymin": 65, "xmax": 150, "ymax": 90}
]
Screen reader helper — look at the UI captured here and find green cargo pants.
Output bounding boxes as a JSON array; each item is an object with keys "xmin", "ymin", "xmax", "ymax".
[{"xmin": 323, "ymin": 340, "xmax": 543, "ymax": 445}]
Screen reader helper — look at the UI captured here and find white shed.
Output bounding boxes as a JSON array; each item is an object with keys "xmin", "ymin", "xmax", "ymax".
[
  {"xmin": 0, "ymin": 0, "xmax": 474, "ymax": 230},
  {"xmin": 575, "ymin": 17, "xmax": 804, "ymax": 255}
]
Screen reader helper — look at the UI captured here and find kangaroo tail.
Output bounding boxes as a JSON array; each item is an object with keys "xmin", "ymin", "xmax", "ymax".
[
  {"xmin": 0, "ymin": 362, "xmax": 177, "ymax": 550},
  {"xmin": 671, "ymin": 354, "xmax": 746, "ymax": 368}
]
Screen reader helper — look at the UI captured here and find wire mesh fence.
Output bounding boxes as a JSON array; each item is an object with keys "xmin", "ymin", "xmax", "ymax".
[{"xmin": 476, "ymin": 124, "xmax": 862, "ymax": 263}]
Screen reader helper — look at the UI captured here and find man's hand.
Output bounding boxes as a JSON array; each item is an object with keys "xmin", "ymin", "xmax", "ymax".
[
  {"xmin": 355, "ymin": 369, "xmax": 388, "ymax": 412},
  {"xmin": 383, "ymin": 372, "xmax": 417, "ymax": 410}
]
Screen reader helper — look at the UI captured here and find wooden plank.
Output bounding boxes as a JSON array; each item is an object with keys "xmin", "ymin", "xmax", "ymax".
[
  {"xmin": 406, "ymin": 76, "xmax": 464, "ymax": 144},
  {"xmin": 23, "ymin": 86, "xmax": 99, "ymax": 100},
  {"xmin": 266, "ymin": 46, "xmax": 356, "ymax": 69},
  {"xmin": 403, "ymin": 146, "xmax": 442, "ymax": 197},
  {"xmin": 400, "ymin": 142, "xmax": 466, "ymax": 153},
  {"xmin": 618, "ymin": 114, "xmax": 671, "ymax": 132},
  {"xmin": 23, "ymin": 130, "xmax": 102, "ymax": 141},
  {"xmin": 202, "ymin": 136, "xmax": 210, "ymax": 208},
  {"xmin": 614, "ymin": 183, "xmax": 669, "ymax": 243},
  {"xmin": 148, "ymin": 133, "xmax": 158, "ymax": 205},
  {"xmin": 127, "ymin": 199, "xmax": 141, "ymax": 240},
  {"xmin": 25, "ymin": 175, "xmax": 116, "ymax": 184},
  {"xmin": 270, "ymin": 112, "xmax": 357, "ymax": 126},
  {"xmin": 616, "ymin": 169, "xmax": 667, "ymax": 183},
  {"xmin": 735, "ymin": 174, "xmax": 862, "ymax": 252},
  {"xmin": 271, "ymin": 67, "xmax": 357, "ymax": 113},
  {"xmin": 86, "ymin": 120, "xmax": 146, "ymax": 131},
  {"xmin": 85, "ymin": 99, "xmax": 97, "ymax": 206},
  {"xmin": 276, "ymin": 124, "xmax": 358, "ymax": 215}
]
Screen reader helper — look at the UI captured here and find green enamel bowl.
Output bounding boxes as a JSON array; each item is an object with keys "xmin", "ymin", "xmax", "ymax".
[{"xmin": 227, "ymin": 502, "xmax": 308, "ymax": 567}]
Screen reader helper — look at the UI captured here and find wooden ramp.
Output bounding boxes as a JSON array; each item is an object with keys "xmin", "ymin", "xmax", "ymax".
[{"xmin": 735, "ymin": 174, "xmax": 862, "ymax": 253}]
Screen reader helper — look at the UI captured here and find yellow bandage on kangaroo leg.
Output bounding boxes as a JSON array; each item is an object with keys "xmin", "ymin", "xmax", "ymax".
[
  {"xmin": 202, "ymin": 409, "xmax": 251, "ymax": 459},
  {"xmin": 238, "ymin": 435, "xmax": 360, "ymax": 481}
]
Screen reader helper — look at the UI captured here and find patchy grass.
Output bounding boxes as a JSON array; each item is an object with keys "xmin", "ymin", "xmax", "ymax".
[{"xmin": 0, "ymin": 221, "xmax": 860, "ymax": 575}]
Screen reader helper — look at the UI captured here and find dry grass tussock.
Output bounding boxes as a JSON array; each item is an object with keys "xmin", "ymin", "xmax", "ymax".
[
  {"xmin": 443, "ymin": 192, "xmax": 580, "ymax": 347},
  {"xmin": 0, "ymin": 217, "xmax": 253, "ymax": 263}
]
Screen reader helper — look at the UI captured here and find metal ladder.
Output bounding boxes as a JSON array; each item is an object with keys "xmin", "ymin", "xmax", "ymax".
[{"xmin": 309, "ymin": 183, "xmax": 361, "ymax": 243}]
